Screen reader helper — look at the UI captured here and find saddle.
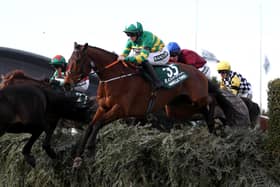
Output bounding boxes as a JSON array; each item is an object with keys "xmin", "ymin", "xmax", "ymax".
[{"xmin": 142, "ymin": 63, "xmax": 188, "ymax": 89}]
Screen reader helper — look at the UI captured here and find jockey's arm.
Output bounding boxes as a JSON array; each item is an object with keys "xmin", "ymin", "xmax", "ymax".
[
  {"xmin": 125, "ymin": 49, "xmax": 149, "ymax": 64},
  {"xmin": 230, "ymin": 75, "xmax": 241, "ymax": 95},
  {"xmin": 121, "ymin": 41, "xmax": 133, "ymax": 57},
  {"xmin": 219, "ymin": 81, "xmax": 226, "ymax": 89}
]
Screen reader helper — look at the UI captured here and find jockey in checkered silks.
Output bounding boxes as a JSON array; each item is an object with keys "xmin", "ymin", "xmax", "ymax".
[{"xmin": 217, "ymin": 61, "xmax": 253, "ymax": 99}]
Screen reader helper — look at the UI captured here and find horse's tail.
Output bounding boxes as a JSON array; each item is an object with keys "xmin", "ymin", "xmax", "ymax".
[{"xmin": 207, "ymin": 79, "xmax": 238, "ymax": 120}]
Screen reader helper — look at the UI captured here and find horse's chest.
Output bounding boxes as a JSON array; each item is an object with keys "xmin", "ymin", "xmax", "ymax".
[{"xmin": 97, "ymin": 85, "xmax": 121, "ymax": 107}]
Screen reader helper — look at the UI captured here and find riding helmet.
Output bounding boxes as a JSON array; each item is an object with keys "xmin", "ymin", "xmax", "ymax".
[
  {"xmin": 50, "ymin": 55, "xmax": 67, "ymax": 66},
  {"xmin": 124, "ymin": 22, "xmax": 143, "ymax": 36},
  {"xmin": 167, "ymin": 42, "xmax": 181, "ymax": 55},
  {"xmin": 217, "ymin": 61, "xmax": 231, "ymax": 71}
]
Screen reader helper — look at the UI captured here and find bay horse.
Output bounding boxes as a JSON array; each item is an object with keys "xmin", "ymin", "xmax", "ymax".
[
  {"xmin": 0, "ymin": 70, "xmax": 92, "ymax": 167},
  {"xmin": 64, "ymin": 42, "xmax": 236, "ymax": 168}
]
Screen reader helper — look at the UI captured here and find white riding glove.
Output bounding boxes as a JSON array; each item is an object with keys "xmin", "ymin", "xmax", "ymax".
[{"xmin": 117, "ymin": 55, "xmax": 125, "ymax": 61}]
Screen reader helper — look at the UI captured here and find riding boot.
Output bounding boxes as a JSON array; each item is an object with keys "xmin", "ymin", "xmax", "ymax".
[{"xmin": 142, "ymin": 61, "xmax": 162, "ymax": 90}]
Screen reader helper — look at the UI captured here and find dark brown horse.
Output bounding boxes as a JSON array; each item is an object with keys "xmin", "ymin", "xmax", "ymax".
[
  {"xmin": 0, "ymin": 70, "xmax": 91, "ymax": 167},
  {"xmin": 0, "ymin": 69, "xmax": 50, "ymax": 89},
  {"xmin": 64, "ymin": 42, "xmax": 236, "ymax": 168}
]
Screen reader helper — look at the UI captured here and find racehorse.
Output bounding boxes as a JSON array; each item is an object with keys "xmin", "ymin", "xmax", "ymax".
[
  {"xmin": 1, "ymin": 70, "xmax": 95, "ymax": 122},
  {"xmin": 0, "ymin": 69, "xmax": 50, "ymax": 89},
  {"xmin": 64, "ymin": 42, "xmax": 237, "ymax": 168},
  {"xmin": 0, "ymin": 70, "xmax": 92, "ymax": 167}
]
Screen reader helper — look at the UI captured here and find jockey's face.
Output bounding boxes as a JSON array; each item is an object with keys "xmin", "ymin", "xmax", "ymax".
[
  {"xmin": 169, "ymin": 52, "xmax": 179, "ymax": 62},
  {"xmin": 218, "ymin": 70, "xmax": 228, "ymax": 79},
  {"xmin": 126, "ymin": 32, "xmax": 138, "ymax": 42},
  {"xmin": 169, "ymin": 55, "xmax": 179, "ymax": 62},
  {"xmin": 129, "ymin": 35, "xmax": 137, "ymax": 42}
]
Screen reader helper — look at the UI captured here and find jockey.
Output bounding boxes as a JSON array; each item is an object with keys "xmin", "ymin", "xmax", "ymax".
[
  {"xmin": 49, "ymin": 55, "xmax": 90, "ymax": 93},
  {"xmin": 49, "ymin": 55, "xmax": 91, "ymax": 107},
  {"xmin": 167, "ymin": 42, "xmax": 211, "ymax": 78},
  {"xmin": 217, "ymin": 61, "xmax": 253, "ymax": 99},
  {"xmin": 49, "ymin": 55, "xmax": 67, "ymax": 86},
  {"xmin": 117, "ymin": 22, "xmax": 170, "ymax": 90}
]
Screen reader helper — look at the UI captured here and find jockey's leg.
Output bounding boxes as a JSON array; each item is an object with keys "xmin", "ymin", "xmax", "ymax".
[{"xmin": 142, "ymin": 61, "xmax": 162, "ymax": 89}]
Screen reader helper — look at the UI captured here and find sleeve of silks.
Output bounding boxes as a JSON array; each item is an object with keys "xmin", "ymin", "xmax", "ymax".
[
  {"xmin": 231, "ymin": 89, "xmax": 238, "ymax": 95},
  {"xmin": 219, "ymin": 81, "xmax": 226, "ymax": 89},
  {"xmin": 230, "ymin": 75, "xmax": 241, "ymax": 95}
]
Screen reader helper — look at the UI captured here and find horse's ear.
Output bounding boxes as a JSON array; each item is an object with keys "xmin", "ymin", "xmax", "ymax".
[
  {"xmin": 74, "ymin": 42, "xmax": 78, "ymax": 49},
  {"xmin": 82, "ymin": 43, "xmax": 88, "ymax": 52}
]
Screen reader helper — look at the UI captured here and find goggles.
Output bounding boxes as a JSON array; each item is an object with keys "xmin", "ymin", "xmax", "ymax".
[
  {"xmin": 218, "ymin": 70, "xmax": 229, "ymax": 74},
  {"xmin": 51, "ymin": 64, "xmax": 63, "ymax": 69},
  {"xmin": 126, "ymin": 32, "xmax": 137, "ymax": 37}
]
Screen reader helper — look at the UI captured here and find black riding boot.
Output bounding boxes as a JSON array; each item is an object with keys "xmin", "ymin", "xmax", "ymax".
[{"xmin": 142, "ymin": 61, "xmax": 162, "ymax": 90}]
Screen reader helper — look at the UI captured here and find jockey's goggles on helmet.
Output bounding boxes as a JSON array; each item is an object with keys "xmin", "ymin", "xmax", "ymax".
[
  {"xmin": 170, "ymin": 52, "xmax": 180, "ymax": 57},
  {"xmin": 51, "ymin": 64, "xmax": 63, "ymax": 69},
  {"xmin": 126, "ymin": 32, "xmax": 137, "ymax": 37},
  {"xmin": 218, "ymin": 70, "xmax": 228, "ymax": 74}
]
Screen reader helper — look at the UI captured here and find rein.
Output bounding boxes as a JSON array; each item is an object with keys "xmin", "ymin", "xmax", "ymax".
[
  {"xmin": 100, "ymin": 60, "xmax": 137, "ymax": 83},
  {"xmin": 104, "ymin": 60, "xmax": 128, "ymax": 69}
]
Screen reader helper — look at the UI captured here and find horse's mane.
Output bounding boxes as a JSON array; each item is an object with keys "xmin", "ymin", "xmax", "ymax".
[
  {"xmin": 86, "ymin": 44, "xmax": 118, "ymax": 59},
  {"xmin": 0, "ymin": 69, "xmax": 50, "ymax": 89}
]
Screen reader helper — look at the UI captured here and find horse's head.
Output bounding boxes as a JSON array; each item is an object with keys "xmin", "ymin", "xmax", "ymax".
[
  {"xmin": 64, "ymin": 42, "xmax": 119, "ymax": 90},
  {"xmin": 64, "ymin": 42, "xmax": 93, "ymax": 90}
]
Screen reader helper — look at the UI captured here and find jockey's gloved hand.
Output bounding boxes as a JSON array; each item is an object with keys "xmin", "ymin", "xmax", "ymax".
[
  {"xmin": 117, "ymin": 55, "xmax": 125, "ymax": 61},
  {"xmin": 124, "ymin": 56, "xmax": 139, "ymax": 65}
]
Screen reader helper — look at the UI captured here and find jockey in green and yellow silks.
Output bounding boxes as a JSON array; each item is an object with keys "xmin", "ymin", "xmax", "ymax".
[{"xmin": 118, "ymin": 22, "xmax": 170, "ymax": 89}]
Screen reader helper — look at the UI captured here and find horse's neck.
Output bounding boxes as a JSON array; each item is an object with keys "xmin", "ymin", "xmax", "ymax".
[
  {"xmin": 87, "ymin": 46, "xmax": 140, "ymax": 80},
  {"xmin": 89, "ymin": 46, "xmax": 117, "ymax": 65}
]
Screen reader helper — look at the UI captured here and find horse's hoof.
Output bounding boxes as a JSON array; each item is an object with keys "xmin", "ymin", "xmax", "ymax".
[{"xmin": 72, "ymin": 157, "xmax": 83, "ymax": 168}]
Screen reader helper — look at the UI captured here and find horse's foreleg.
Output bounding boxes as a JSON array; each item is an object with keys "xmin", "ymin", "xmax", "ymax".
[
  {"xmin": 85, "ymin": 104, "xmax": 123, "ymax": 151},
  {"xmin": 77, "ymin": 106, "xmax": 107, "ymax": 155},
  {"xmin": 42, "ymin": 122, "xmax": 57, "ymax": 159},
  {"xmin": 22, "ymin": 131, "xmax": 42, "ymax": 167},
  {"xmin": 84, "ymin": 121, "xmax": 103, "ymax": 157},
  {"xmin": 73, "ymin": 107, "xmax": 106, "ymax": 168},
  {"xmin": 73, "ymin": 104, "xmax": 123, "ymax": 168}
]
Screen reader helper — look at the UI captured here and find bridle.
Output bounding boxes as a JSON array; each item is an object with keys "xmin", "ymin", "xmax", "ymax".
[
  {"xmin": 68, "ymin": 46, "xmax": 138, "ymax": 84},
  {"xmin": 67, "ymin": 48, "xmax": 95, "ymax": 83}
]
